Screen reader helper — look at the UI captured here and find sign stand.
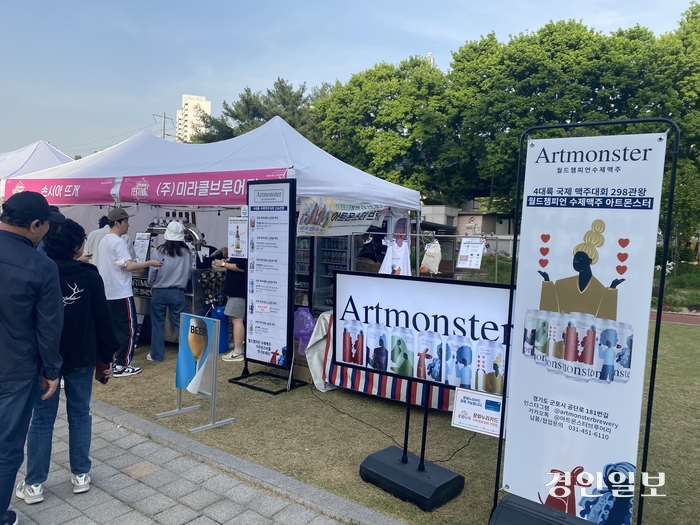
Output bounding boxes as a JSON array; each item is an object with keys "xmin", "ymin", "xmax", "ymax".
[
  {"xmin": 490, "ymin": 118, "xmax": 680, "ymax": 525},
  {"xmin": 228, "ymin": 357, "xmax": 305, "ymax": 395},
  {"xmin": 359, "ymin": 381, "xmax": 465, "ymax": 511},
  {"xmin": 157, "ymin": 315, "xmax": 235, "ymax": 433}
]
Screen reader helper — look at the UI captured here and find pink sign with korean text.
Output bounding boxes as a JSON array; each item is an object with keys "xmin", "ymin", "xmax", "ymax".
[
  {"xmin": 4, "ymin": 178, "xmax": 116, "ymax": 205},
  {"xmin": 119, "ymin": 168, "xmax": 288, "ymax": 206}
]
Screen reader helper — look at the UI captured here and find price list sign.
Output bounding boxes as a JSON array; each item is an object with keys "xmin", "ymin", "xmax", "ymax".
[{"xmin": 245, "ymin": 180, "xmax": 296, "ymax": 369}]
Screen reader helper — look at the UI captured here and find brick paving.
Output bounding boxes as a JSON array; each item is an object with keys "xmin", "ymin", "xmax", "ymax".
[{"xmin": 10, "ymin": 399, "xmax": 406, "ymax": 525}]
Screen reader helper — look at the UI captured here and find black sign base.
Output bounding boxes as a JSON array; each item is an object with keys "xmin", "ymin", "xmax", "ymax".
[
  {"xmin": 359, "ymin": 446, "xmax": 464, "ymax": 511},
  {"xmin": 489, "ymin": 494, "xmax": 586, "ymax": 524}
]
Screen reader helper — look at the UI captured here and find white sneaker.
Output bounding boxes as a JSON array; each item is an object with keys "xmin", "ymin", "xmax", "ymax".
[
  {"xmin": 71, "ymin": 473, "xmax": 91, "ymax": 494},
  {"xmin": 15, "ymin": 480, "xmax": 44, "ymax": 504},
  {"xmin": 113, "ymin": 365, "xmax": 142, "ymax": 377},
  {"xmin": 222, "ymin": 350, "xmax": 244, "ymax": 362},
  {"xmin": 60, "ymin": 378, "xmax": 65, "ymax": 389}
]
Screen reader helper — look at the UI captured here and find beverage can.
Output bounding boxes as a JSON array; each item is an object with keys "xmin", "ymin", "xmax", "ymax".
[
  {"xmin": 390, "ymin": 327, "xmax": 415, "ymax": 377},
  {"xmin": 563, "ymin": 312, "xmax": 596, "ymax": 382},
  {"xmin": 522, "ymin": 309, "xmax": 537, "ymax": 358},
  {"xmin": 614, "ymin": 322, "xmax": 633, "ymax": 384},
  {"xmin": 341, "ymin": 320, "xmax": 364, "ymax": 365},
  {"xmin": 445, "ymin": 335, "xmax": 471, "ymax": 387},
  {"xmin": 546, "ymin": 312, "xmax": 566, "ymax": 375},
  {"xmin": 365, "ymin": 323, "xmax": 388, "ymax": 372},
  {"xmin": 417, "ymin": 331, "xmax": 443, "ymax": 382},
  {"xmin": 594, "ymin": 318, "xmax": 617, "ymax": 384},
  {"xmin": 475, "ymin": 339, "xmax": 505, "ymax": 394},
  {"xmin": 534, "ymin": 310, "xmax": 550, "ymax": 366}
]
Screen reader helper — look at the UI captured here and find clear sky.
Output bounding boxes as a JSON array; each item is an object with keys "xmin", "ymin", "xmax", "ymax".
[{"xmin": 0, "ymin": 0, "xmax": 694, "ymax": 158}]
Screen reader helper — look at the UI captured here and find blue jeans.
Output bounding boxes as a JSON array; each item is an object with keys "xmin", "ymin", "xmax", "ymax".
[
  {"xmin": 150, "ymin": 288, "xmax": 186, "ymax": 362},
  {"xmin": 26, "ymin": 367, "xmax": 94, "ymax": 484},
  {"xmin": 0, "ymin": 376, "xmax": 38, "ymax": 516}
]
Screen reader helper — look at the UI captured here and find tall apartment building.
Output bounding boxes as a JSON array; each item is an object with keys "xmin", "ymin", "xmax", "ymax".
[{"xmin": 176, "ymin": 94, "xmax": 212, "ymax": 142}]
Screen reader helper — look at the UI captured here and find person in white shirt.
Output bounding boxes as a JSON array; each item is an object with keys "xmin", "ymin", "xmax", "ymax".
[
  {"xmin": 83, "ymin": 215, "xmax": 135, "ymax": 268},
  {"xmin": 97, "ymin": 208, "xmax": 162, "ymax": 377}
]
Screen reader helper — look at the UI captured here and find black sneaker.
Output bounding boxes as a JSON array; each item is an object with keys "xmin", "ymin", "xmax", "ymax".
[
  {"xmin": 113, "ymin": 365, "xmax": 142, "ymax": 377},
  {"xmin": 1, "ymin": 510, "xmax": 18, "ymax": 525}
]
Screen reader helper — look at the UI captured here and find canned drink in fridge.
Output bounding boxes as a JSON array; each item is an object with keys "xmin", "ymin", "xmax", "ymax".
[
  {"xmin": 563, "ymin": 312, "xmax": 596, "ymax": 382},
  {"xmin": 390, "ymin": 327, "xmax": 415, "ymax": 377},
  {"xmin": 417, "ymin": 331, "xmax": 443, "ymax": 382},
  {"xmin": 534, "ymin": 311, "xmax": 550, "ymax": 366},
  {"xmin": 546, "ymin": 312, "xmax": 567, "ymax": 375},
  {"xmin": 614, "ymin": 322, "xmax": 633, "ymax": 384},
  {"xmin": 446, "ymin": 335, "xmax": 471, "ymax": 387},
  {"xmin": 365, "ymin": 323, "xmax": 388, "ymax": 372},
  {"xmin": 341, "ymin": 320, "xmax": 364, "ymax": 365},
  {"xmin": 522, "ymin": 309, "xmax": 537, "ymax": 358},
  {"xmin": 475, "ymin": 340, "xmax": 505, "ymax": 394}
]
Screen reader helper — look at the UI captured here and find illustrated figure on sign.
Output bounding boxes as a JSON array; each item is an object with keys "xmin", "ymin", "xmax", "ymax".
[
  {"xmin": 492, "ymin": 353, "xmax": 503, "ymax": 377},
  {"xmin": 538, "ymin": 466, "xmax": 591, "ymax": 516},
  {"xmin": 564, "ymin": 321, "xmax": 579, "ymax": 362},
  {"xmin": 598, "ymin": 328, "xmax": 617, "ymax": 382},
  {"xmin": 538, "ymin": 219, "xmax": 624, "ymax": 320},
  {"xmin": 277, "ymin": 346, "xmax": 287, "ymax": 367},
  {"xmin": 367, "ymin": 335, "xmax": 388, "ymax": 371},
  {"xmin": 579, "ymin": 462, "xmax": 635, "ymax": 525},
  {"xmin": 270, "ymin": 349, "xmax": 280, "ymax": 365},
  {"xmin": 616, "ymin": 335, "xmax": 633, "ymax": 369},
  {"xmin": 579, "ymin": 324, "xmax": 597, "ymax": 365},
  {"xmin": 444, "ymin": 344, "xmax": 457, "ymax": 384},
  {"xmin": 390, "ymin": 338, "xmax": 414, "ymax": 376},
  {"xmin": 342, "ymin": 327, "xmax": 353, "ymax": 363},
  {"xmin": 416, "ymin": 347, "xmax": 432, "ymax": 379},
  {"xmin": 456, "ymin": 345, "xmax": 472, "ymax": 389},
  {"xmin": 535, "ymin": 320, "xmax": 548, "ymax": 355},
  {"xmin": 427, "ymin": 344, "xmax": 442, "ymax": 382},
  {"xmin": 353, "ymin": 329, "xmax": 364, "ymax": 365}
]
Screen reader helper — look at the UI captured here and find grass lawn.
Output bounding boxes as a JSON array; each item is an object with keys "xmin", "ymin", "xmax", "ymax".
[{"xmin": 91, "ymin": 321, "xmax": 699, "ymax": 525}]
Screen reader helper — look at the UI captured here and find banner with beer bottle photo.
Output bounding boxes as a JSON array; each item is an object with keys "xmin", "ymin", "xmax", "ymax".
[{"xmin": 176, "ymin": 314, "xmax": 217, "ymax": 395}]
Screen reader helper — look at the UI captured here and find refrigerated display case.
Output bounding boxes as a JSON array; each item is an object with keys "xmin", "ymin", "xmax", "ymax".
[
  {"xmin": 294, "ymin": 236, "xmax": 313, "ymax": 307},
  {"xmin": 314, "ymin": 236, "xmax": 349, "ymax": 312}
]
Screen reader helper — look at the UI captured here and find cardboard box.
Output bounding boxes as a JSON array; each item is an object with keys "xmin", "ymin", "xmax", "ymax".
[{"xmin": 292, "ymin": 340, "xmax": 314, "ymax": 384}]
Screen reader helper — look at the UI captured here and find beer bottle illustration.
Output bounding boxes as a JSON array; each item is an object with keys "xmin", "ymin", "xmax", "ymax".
[
  {"xmin": 188, "ymin": 317, "xmax": 208, "ymax": 371},
  {"xmin": 234, "ymin": 226, "xmax": 241, "ymax": 250}
]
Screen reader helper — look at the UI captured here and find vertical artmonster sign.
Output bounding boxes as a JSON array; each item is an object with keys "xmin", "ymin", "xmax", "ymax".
[{"xmin": 503, "ymin": 134, "xmax": 667, "ymax": 521}]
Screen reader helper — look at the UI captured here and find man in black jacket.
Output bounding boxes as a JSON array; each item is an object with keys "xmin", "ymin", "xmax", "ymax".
[{"xmin": 0, "ymin": 192, "xmax": 64, "ymax": 525}]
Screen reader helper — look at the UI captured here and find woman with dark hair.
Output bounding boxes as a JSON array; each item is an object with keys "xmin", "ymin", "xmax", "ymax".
[
  {"xmin": 147, "ymin": 221, "xmax": 193, "ymax": 362},
  {"xmin": 16, "ymin": 219, "xmax": 117, "ymax": 505}
]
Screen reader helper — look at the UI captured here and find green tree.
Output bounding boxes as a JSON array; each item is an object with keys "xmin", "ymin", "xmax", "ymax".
[
  {"xmin": 314, "ymin": 57, "xmax": 455, "ymax": 202},
  {"xmin": 190, "ymin": 78, "xmax": 329, "ymax": 145}
]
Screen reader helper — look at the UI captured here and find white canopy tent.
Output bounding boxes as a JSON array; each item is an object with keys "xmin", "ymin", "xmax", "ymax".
[
  {"xmin": 5, "ymin": 117, "xmax": 420, "ymax": 211},
  {"xmin": 0, "ymin": 140, "xmax": 72, "ymax": 198}
]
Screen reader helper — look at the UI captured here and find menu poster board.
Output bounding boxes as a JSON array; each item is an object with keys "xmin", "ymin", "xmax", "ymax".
[
  {"xmin": 133, "ymin": 232, "xmax": 151, "ymax": 263},
  {"xmin": 502, "ymin": 133, "xmax": 667, "ymax": 519},
  {"xmin": 456, "ymin": 237, "xmax": 486, "ymax": 269},
  {"xmin": 228, "ymin": 217, "xmax": 248, "ymax": 259},
  {"xmin": 245, "ymin": 180, "xmax": 295, "ymax": 369},
  {"xmin": 333, "ymin": 272, "xmax": 511, "ymax": 395}
]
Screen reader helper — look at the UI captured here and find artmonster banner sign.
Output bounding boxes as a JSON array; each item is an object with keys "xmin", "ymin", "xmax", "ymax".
[
  {"xmin": 503, "ymin": 133, "xmax": 667, "ymax": 521},
  {"xmin": 334, "ymin": 272, "xmax": 511, "ymax": 394}
]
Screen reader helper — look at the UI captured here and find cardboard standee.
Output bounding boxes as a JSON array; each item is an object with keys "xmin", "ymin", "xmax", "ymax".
[{"xmin": 156, "ymin": 313, "xmax": 234, "ymax": 433}]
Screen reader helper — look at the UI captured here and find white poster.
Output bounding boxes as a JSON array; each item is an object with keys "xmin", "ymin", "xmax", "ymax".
[
  {"xmin": 456, "ymin": 237, "xmax": 486, "ymax": 269},
  {"xmin": 246, "ymin": 181, "xmax": 294, "ymax": 368},
  {"xmin": 296, "ymin": 197, "xmax": 387, "ymax": 237},
  {"xmin": 133, "ymin": 232, "xmax": 151, "ymax": 263},
  {"xmin": 451, "ymin": 388, "xmax": 502, "ymax": 437},
  {"xmin": 503, "ymin": 133, "xmax": 667, "ymax": 521},
  {"xmin": 228, "ymin": 217, "xmax": 248, "ymax": 259},
  {"xmin": 334, "ymin": 273, "xmax": 510, "ymax": 395}
]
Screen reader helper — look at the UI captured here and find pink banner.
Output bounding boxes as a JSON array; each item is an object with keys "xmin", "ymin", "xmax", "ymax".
[
  {"xmin": 119, "ymin": 168, "xmax": 288, "ymax": 205},
  {"xmin": 4, "ymin": 178, "xmax": 115, "ymax": 205}
]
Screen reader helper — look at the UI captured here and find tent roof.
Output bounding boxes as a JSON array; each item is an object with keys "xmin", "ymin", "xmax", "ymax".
[
  {"xmin": 10, "ymin": 117, "xmax": 419, "ymax": 210},
  {"xmin": 0, "ymin": 140, "xmax": 72, "ymax": 179}
]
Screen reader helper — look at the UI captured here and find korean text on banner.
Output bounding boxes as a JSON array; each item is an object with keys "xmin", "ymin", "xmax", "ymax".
[
  {"xmin": 502, "ymin": 133, "xmax": 667, "ymax": 521},
  {"xmin": 4, "ymin": 178, "xmax": 115, "ymax": 205},
  {"xmin": 297, "ymin": 197, "xmax": 387, "ymax": 237}
]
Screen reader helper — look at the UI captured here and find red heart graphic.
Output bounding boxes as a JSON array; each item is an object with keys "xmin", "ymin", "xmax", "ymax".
[
  {"xmin": 541, "ymin": 234, "xmax": 551, "ymax": 243},
  {"xmin": 539, "ymin": 259, "xmax": 549, "ymax": 268},
  {"xmin": 617, "ymin": 253, "xmax": 628, "ymax": 262},
  {"xmin": 616, "ymin": 265, "xmax": 627, "ymax": 275},
  {"xmin": 540, "ymin": 247, "xmax": 550, "ymax": 256},
  {"xmin": 618, "ymin": 238, "xmax": 630, "ymax": 248}
]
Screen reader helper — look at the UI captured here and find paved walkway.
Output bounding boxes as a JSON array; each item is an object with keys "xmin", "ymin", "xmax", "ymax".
[
  {"xmin": 650, "ymin": 310, "xmax": 700, "ymax": 325},
  {"xmin": 11, "ymin": 398, "xmax": 406, "ymax": 525}
]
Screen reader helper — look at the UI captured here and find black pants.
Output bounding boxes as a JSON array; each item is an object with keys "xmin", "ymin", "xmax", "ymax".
[{"xmin": 107, "ymin": 297, "xmax": 137, "ymax": 366}]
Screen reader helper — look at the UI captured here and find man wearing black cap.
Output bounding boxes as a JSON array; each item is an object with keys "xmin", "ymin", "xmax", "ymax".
[
  {"xmin": 98, "ymin": 208, "xmax": 162, "ymax": 377},
  {"xmin": 0, "ymin": 191, "xmax": 65, "ymax": 525}
]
